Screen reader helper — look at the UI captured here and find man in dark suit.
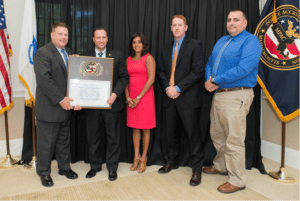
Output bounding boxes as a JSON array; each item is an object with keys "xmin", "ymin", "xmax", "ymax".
[
  {"xmin": 157, "ymin": 15, "xmax": 205, "ymax": 186},
  {"xmin": 34, "ymin": 22, "xmax": 79, "ymax": 187},
  {"xmin": 81, "ymin": 28, "xmax": 128, "ymax": 181}
]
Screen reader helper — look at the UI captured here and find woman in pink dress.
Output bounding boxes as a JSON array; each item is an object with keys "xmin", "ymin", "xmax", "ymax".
[{"xmin": 125, "ymin": 33, "xmax": 156, "ymax": 173}]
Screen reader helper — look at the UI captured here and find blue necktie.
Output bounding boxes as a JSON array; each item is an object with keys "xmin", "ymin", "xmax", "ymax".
[
  {"xmin": 212, "ymin": 37, "xmax": 233, "ymax": 78},
  {"xmin": 98, "ymin": 52, "xmax": 103, "ymax": 57},
  {"xmin": 61, "ymin": 49, "xmax": 68, "ymax": 70}
]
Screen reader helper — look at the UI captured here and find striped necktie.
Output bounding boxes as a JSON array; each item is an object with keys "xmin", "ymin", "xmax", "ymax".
[
  {"xmin": 212, "ymin": 37, "xmax": 233, "ymax": 78},
  {"xmin": 61, "ymin": 49, "xmax": 68, "ymax": 70},
  {"xmin": 98, "ymin": 52, "xmax": 103, "ymax": 57}
]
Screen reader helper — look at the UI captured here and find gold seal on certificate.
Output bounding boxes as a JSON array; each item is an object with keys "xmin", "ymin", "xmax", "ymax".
[
  {"xmin": 79, "ymin": 61, "xmax": 104, "ymax": 77},
  {"xmin": 67, "ymin": 56, "xmax": 114, "ymax": 109}
]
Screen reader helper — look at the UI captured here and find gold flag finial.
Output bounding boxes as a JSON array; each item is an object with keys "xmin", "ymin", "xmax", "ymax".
[{"xmin": 272, "ymin": 0, "xmax": 277, "ymax": 24}]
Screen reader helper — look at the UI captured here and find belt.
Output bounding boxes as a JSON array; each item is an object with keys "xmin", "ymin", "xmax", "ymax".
[{"xmin": 217, "ymin": 87, "xmax": 251, "ymax": 93}]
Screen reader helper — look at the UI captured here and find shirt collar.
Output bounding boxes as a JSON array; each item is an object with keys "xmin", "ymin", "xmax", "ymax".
[
  {"xmin": 55, "ymin": 46, "xmax": 66, "ymax": 52},
  {"xmin": 174, "ymin": 35, "xmax": 185, "ymax": 45},
  {"xmin": 228, "ymin": 29, "xmax": 247, "ymax": 41},
  {"xmin": 95, "ymin": 47, "xmax": 106, "ymax": 55}
]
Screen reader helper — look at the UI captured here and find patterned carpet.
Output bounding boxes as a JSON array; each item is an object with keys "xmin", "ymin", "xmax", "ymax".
[{"xmin": 0, "ymin": 158, "xmax": 298, "ymax": 200}]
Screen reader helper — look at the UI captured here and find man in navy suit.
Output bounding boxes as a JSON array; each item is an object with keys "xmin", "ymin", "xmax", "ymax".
[
  {"xmin": 81, "ymin": 28, "xmax": 128, "ymax": 181},
  {"xmin": 157, "ymin": 15, "xmax": 205, "ymax": 186}
]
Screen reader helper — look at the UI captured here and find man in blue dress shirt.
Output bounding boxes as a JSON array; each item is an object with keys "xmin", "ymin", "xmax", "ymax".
[{"xmin": 204, "ymin": 9, "xmax": 262, "ymax": 193}]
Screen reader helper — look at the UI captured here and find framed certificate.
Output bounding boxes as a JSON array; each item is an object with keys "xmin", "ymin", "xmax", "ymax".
[{"xmin": 67, "ymin": 55, "xmax": 114, "ymax": 109}]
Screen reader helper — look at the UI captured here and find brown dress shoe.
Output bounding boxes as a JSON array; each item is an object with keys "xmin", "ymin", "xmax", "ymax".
[
  {"xmin": 203, "ymin": 166, "xmax": 228, "ymax": 175},
  {"xmin": 158, "ymin": 164, "xmax": 179, "ymax": 173},
  {"xmin": 218, "ymin": 182, "xmax": 245, "ymax": 193},
  {"xmin": 189, "ymin": 173, "xmax": 201, "ymax": 186}
]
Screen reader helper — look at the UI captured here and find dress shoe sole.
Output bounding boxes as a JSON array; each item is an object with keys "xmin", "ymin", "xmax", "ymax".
[
  {"xmin": 41, "ymin": 182, "xmax": 54, "ymax": 187},
  {"xmin": 58, "ymin": 172, "xmax": 78, "ymax": 179},
  {"xmin": 108, "ymin": 176, "xmax": 118, "ymax": 181},
  {"xmin": 86, "ymin": 175, "xmax": 96, "ymax": 179},
  {"xmin": 158, "ymin": 166, "xmax": 179, "ymax": 174},
  {"xmin": 189, "ymin": 181, "xmax": 201, "ymax": 187},
  {"xmin": 203, "ymin": 171, "xmax": 228, "ymax": 176},
  {"xmin": 86, "ymin": 169, "xmax": 101, "ymax": 179},
  {"xmin": 217, "ymin": 186, "xmax": 246, "ymax": 194},
  {"xmin": 40, "ymin": 176, "xmax": 54, "ymax": 187}
]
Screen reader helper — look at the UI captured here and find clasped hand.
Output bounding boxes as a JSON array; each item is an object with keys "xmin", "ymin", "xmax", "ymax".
[
  {"xmin": 205, "ymin": 77, "xmax": 219, "ymax": 92},
  {"xmin": 127, "ymin": 97, "xmax": 140, "ymax": 108},
  {"xmin": 166, "ymin": 86, "xmax": 180, "ymax": 99}
]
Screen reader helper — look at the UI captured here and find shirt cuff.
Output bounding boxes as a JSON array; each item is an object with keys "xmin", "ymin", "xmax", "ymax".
[
  {"xmin": 214, "ymin": 76, "xmax": 222, "ymax": 85},
  {"xmin": 175, "ymin": 85, "xmax": 181, "ymax": 92},
  {"xmin": 205, "ymin": 75, "xmax": 211, "ymax": 82}
]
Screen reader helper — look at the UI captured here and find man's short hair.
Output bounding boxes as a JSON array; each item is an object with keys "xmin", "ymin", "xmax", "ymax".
[
  {"xmin": 229, "ymin": 9, "xmax": 247, "ymax": 20},
  {"xmin": 52, "ymin": 22, "xmax": 68, "ymax": 32},
  {"xmin": 93, "ymin": 27, "xmax": 108, "ymax": 37},
  {"xmin": 172, "ymin": 15, "xmax": 187, "ymax": 25}
]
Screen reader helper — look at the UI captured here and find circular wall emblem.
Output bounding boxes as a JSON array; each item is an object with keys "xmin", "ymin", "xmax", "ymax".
[{"xmin": 255, "ymin": 5, "xmax": 300, "ymax": 70}]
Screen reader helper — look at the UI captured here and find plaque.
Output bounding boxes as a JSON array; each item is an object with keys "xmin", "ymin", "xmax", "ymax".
[{"xmin": 67, "ymin": 55, "xmax": 114, "ymax": 109}]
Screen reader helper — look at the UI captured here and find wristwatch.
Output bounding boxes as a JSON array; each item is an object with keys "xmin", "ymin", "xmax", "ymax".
[
  {"xmin": 137, "ymin": 96, "xmax": 141, "ymax": 100},
  {"xmin": 211, "ymin": 77, "xmax": 216, "ymax": 85}
]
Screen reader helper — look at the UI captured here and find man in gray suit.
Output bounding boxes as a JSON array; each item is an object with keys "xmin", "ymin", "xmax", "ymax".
[{"xmin": 34, "ymin": 22, "xmax": 80, "ymax": 187}]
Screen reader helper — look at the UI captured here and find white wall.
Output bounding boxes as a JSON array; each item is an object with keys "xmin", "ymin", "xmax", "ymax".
[{"xmin": 5, "ymin": 0, "xmax": 26, "ymax": 97}]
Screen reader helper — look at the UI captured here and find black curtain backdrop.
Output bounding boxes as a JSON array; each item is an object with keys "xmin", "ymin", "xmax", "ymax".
[{"xmin": 20, "ymin": 0, "xmax": 266, "ymax": 173}]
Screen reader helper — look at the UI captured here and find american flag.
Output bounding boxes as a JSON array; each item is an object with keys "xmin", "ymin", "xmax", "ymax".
[{"xmin": 0, "ymin": 0, "xmax": 13, "ymax": 114}]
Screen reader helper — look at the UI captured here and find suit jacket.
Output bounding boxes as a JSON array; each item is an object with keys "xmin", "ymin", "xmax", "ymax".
[
  {"xmin": 157, "ymin": 37, "xmax": 205, "ymax": 109},
  {"xmin": 81, "ymin": 49, "xmax": 128, "ymax": 113},
  {"xmin": 33, "ymin": 42, "xmax": 71, "ymax": 122}
]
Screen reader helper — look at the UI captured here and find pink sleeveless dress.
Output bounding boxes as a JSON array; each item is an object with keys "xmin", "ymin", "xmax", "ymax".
[{"xmin": 126, "ymin": 53, "xmax": 156, "ymax": 129}]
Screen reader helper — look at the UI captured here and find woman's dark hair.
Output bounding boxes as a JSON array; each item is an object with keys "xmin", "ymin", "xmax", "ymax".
[{"xmin": 128, "ymin": 33, "xmax": 149, "ymax": 57}]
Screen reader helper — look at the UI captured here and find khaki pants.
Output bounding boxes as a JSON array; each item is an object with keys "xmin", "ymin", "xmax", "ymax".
[{"xmin": 210, "ymin": 88, "xmax": 254, "ymax": 187}]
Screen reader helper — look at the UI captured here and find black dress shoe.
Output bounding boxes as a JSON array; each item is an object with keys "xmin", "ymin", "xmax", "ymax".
[
  {"xmin": 86, "ymin": 168, "xmax": 102, "ymax": 178},
  {"xmin": 189, "ymin": 173, "xmax": 201, "ymax": 186},
  {"xmin": 40, "ymin": 175, "xmax": 54, "ymax": 187},
  {"xmin": 158, "ymin": 164, "xmax": 179, "ymax": 173},
  {"xmin": 108, "ymin": 171, "xmax": 118, "ymax": 181},
  {"xmin": 58, "ymin": 169, "xmax": 78, "ymax": 179}
]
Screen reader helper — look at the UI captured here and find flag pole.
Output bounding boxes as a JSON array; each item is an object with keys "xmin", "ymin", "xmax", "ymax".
[
  {"xmin": 0, "ymin": 111, "xmax": 19, "ymax": 168},
  {"xmin": 23, "ymin": 102, "xmax": 37, "ymax": 170},
  {"xmin": 265, "ymin": 0, "xmax": 297, "ymax": 183},
  {"xmin": 268, "ymin": 122, "xmax": 297, "ymax": 183}
]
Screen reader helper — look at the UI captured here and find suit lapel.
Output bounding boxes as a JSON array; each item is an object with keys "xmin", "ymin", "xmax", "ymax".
[
  {"xmin": 167, "ymin": 41, "xmax": 174, "ymax": 71},
  {"xmin": 50, "ymin": 42, "xmax": 68, "ymax": 76},
  {"xmin": 106, "ymin": 49, "xmax": 112, "ymax": 58},
  {"xmin": 176, "ymin": 37, "xmax": 189, "ymax": 66}
]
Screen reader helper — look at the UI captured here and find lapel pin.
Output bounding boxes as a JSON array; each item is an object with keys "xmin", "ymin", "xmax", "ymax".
[{"xmin": 109, "ymin": 54, "xmax": 111, "ymax": 56}]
